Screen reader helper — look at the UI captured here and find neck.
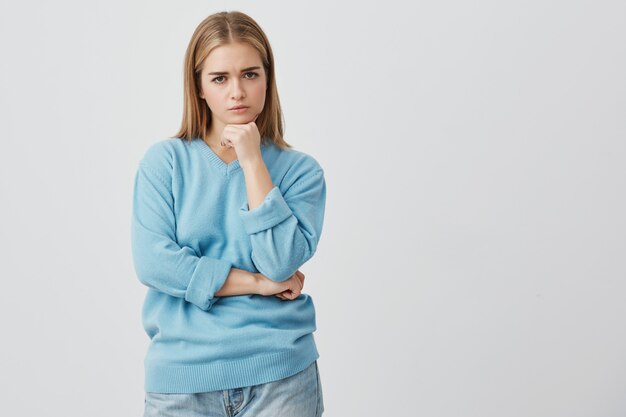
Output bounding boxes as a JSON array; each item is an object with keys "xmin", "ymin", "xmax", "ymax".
[{"xmin": 204, "ymin": 121, "xmax": 225, "ymax": 149}]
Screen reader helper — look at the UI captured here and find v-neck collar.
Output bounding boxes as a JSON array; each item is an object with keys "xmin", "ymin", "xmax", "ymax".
[
  {"xmin": 191, "ymin": 137, "xmax": 269, "ymax": 177},
  {"xmin": 192, "ymin": 137, "xmax": 241, "ymax": 176}
]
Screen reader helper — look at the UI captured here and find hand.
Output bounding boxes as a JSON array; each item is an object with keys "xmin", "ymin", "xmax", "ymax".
[
  {"xmin": 256, "ymin": 270, "xmax": 305, "ymax": 300},
  {"xmin": 275, "ymin": 271, "xmax": 305, "ymax": 301},
  {"xmin": 220, "ymin": 113, "xmax": 261, "ymax": 165}
]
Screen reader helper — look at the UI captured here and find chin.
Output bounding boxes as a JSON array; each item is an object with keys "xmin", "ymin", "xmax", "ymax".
[{"xmin": 231, "ymin": 114, "xmax": 256, "ymax": 123}]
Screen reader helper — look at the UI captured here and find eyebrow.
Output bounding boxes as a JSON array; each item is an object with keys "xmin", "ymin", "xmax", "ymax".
[{"xmin": 208, "ymin": 66, "xmax": 261, "ymax": 75}]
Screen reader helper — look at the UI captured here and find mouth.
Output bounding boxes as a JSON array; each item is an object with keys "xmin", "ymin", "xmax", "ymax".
[{"xmin": 229, "ymin": 106, "xmax": 249, "ymax": 110}]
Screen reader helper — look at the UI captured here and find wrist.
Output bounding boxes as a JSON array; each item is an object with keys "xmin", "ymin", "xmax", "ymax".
[
  {"xmin": 239, "ymin": 152, "xmax": 264, "ymax": 171},
  {"xmin": 252, "ymin": 272, "xmax": 266, "ymax": 295}
]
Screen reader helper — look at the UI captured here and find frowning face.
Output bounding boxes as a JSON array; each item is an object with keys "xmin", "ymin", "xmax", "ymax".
[{"xmin": 198, "ymin": 42, "xmax": 267, "ymax": 133}]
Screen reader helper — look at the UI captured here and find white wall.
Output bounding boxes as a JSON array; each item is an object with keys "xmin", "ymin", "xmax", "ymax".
[{"xmin": 0, "ymin": 0, "xmax": 624, "ymax": 416}]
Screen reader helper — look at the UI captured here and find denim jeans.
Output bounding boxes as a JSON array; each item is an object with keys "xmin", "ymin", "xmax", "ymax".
[{"xmin": 143, "ymin": 360, "xmax": 324, "ymax": 417}]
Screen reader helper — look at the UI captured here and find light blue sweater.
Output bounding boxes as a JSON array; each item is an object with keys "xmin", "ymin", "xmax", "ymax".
[{"xmin": 131, "ymin": 137, "xmax": 326, "ymax": 393}]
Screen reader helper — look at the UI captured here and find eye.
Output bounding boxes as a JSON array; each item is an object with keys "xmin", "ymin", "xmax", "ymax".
[{"xmin": 211, "ymin": 72, "xmax": 259, "ymax": 85}]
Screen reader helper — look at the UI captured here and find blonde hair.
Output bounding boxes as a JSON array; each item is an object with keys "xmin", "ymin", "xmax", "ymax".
[{"xmin": 173, "ymin": 11, "xmax": 292, "ymax": 149}]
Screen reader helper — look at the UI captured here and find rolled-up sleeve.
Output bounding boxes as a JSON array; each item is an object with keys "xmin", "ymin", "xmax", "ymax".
[
  {"xmin": 131, "ymin": 161, "xmax": 232, "ymax": 310},
  {"xmin": 238, "ymin": 167, "xmax": 326, "ymax": 282}
]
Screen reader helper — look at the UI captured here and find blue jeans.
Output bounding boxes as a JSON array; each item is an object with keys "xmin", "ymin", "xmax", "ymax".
[{"xmin": 144, "ymin": 360, "xmax": 324, "ymax": 417}]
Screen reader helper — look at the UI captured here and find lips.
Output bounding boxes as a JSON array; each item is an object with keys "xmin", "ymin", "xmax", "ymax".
[{"xmin": 229, "ymin": 105, "xmax": 249, "ymax": 110}]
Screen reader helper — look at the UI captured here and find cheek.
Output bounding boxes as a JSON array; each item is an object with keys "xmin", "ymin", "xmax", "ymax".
[
  {"xmin": 202, "ymin": 90, "xmax": 221, "ymax": 109},
  {"xmin": 253, "ymin": 84, "xmax": 267, "ymax": 101}
]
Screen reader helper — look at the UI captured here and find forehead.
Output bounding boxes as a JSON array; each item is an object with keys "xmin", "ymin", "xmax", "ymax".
[{"xmin": 202, "ymin": 42, "xmax": 262, "ymax": 71}]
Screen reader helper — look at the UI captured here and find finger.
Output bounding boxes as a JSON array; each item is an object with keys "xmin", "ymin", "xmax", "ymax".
[{"xmin": 291, "ymin": 275, "xmax": 303, "ymax": 291}]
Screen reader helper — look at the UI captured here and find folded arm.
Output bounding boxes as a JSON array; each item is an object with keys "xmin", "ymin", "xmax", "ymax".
[
  {"xmin": 131, "ymin": 161, "xmax": 240, "ymax": 310},
  {"xmin": 239, "ymin": 157, "xmax": 327, "ymax": 282}
]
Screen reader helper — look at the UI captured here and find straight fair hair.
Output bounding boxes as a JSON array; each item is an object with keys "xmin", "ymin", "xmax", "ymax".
[{"xmin": 173, "ymin": 11, "xmax": 292, "ymax": 150}]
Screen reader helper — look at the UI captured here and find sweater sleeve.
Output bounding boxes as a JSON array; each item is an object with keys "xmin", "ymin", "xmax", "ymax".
[
  {"xmin": 131, "ymin": 160, "xmax": 232, "ymax": 311},
  {"xmin": 238, "ymin": 165, "xmax": 326, "ymax": 282}
]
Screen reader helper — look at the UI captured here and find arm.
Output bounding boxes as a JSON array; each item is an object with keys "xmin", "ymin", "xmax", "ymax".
[
  {"xmin": 218, "ymin": 268, "xmax": 305, "ymax": 298},
  {"xmin": 238, "ymin": 157, "xmax": 326, "ymax": 283},
  {"xmin": 241, "ymin": 157, "xmax": 274, "ymax": 210},
  {"xmin": 131, "ymin": 161, "xmax": 255, "ymax": 310},
  {"xmin": 215, "ymin": 268, "xmax": 261, "ymax": 296}
]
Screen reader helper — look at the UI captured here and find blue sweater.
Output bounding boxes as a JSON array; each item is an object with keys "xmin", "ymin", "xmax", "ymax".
[{"xmin": 131, "ymin": 137, "xmax": 326, "ymax": 393}]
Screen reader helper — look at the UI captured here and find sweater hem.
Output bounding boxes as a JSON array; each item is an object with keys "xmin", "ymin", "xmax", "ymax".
[{"xmin": 144, "ymin": 334, "xmax": 319, "ymax": 393}]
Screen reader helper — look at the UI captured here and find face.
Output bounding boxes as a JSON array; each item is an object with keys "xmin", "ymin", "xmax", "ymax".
[{"xmin": 198, "ymin": 42, "xmax": 267, "ymax": 132}]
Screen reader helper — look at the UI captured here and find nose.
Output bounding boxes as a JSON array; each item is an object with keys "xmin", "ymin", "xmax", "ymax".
[{"xmin": 230, "ymin": 78, "xmax": 245, "ymax": 100}]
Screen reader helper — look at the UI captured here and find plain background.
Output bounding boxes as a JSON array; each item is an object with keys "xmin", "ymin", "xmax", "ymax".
[{"xmin": 0, "ymin": 0, "xmax": 624, "ymax": 416}]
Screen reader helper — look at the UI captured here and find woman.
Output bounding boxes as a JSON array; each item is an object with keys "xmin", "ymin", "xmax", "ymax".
[{"xmin": 131, "ymin": 10, "xmax": 326, "ymax": 417}]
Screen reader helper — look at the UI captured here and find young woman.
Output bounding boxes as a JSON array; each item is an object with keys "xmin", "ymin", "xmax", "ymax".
[{"xmin": 131, "ymin": 10, "xmax": 326, "ymax": 417}]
